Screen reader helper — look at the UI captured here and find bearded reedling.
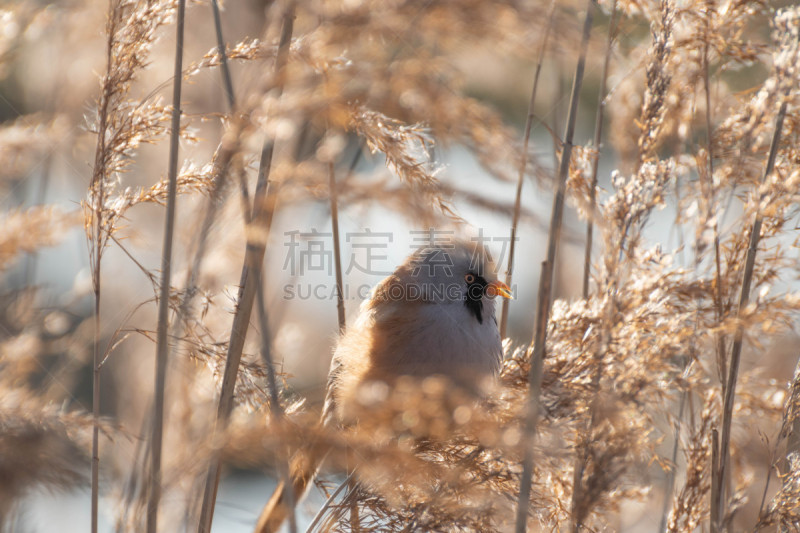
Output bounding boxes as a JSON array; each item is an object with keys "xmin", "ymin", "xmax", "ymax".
[{"xmin": 255, "ymin": 240, "xmax": 513, "ymax": 533}]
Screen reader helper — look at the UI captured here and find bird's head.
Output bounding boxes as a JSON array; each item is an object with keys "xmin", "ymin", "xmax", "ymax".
[{"xmin": 375, "ymin": 240, "xmax": 512, "ymax": 324}]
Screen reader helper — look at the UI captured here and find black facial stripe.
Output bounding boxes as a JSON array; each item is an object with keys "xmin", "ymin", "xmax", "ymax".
[{"xmin": 463, "ymin": 273, "xmax": 488, "ymax": 324}]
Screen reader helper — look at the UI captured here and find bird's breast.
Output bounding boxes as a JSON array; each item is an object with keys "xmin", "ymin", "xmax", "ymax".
[
  {"xmin": 364, "ymin": 299, "xmax": 502, "ymax": 385},
  {"xmin": 329, "ymin": 292, "xmax": 503, "ymax": 424}
]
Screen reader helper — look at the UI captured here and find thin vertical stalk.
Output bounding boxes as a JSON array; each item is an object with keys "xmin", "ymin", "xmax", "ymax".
[
  {"xmin": 515, "ymin": 2, "xmax": 595, "ymax": 531},
  {"xmin": 245, "ymin": 127, "xmax": 299, "ymax": 533},
  {"xmin": 89, "ymin": 3, "xmax": 119, "ymax": 530},
  {"xmin": 212, "ymin": 0, "xmax": 257, "ymax": 223},
  {"xmin": 147, "ymin": 1, "xmax": 186, "ymax": 531},
  {"xmin": 329, "ymin": 161, "xmax": 346, "ymax": 333},
  {"xmin": 715, "ymin": 80, "xmax": 792, "ymax": 530},
  {"xmin": 702, "ymin": 9, "xmax": 728, "ymax": 395},
  {"xmin": 698, "ymin": 9, "xmax": 727, "ymax": 530},
  {"xmin": 176, "ymin": 143, "xmax": 238, "ymax": 339},
  {"xmin": 239, "ymin": 134, "xmax": 299, "ymax": 533},
  {"xmin": 711, "ymin": 427, "xmax": 720, "ymax": 532},
  {"xmin": 570, "ymin": 8, "xmax": 618, "ymax": 525},
  {"xmin": 197, "ymin": 5, "xmax": 295, "ymax": 532},
  {"xmin": 172, "ymin": 0, "xmax": 242, "ymax": 334},
  {"xmin": 659, "ymin": 386, "xmax": 687, "ymax": 532},
  {"xmin": 661, "ymin": 12, "xmax": 718, "ymax": 528},
  {"xmin": 91, "ymin": 278, "xmax": 101, "ymax": 533},
  {"xmin": 697, "ymin": 0, "xmax": 728, "ymax": 394},
  {"xmin": 210, "ymin": 0, "xmax": 235, "ymax": 110},
  {"xmin": 212, "ymin": 0, "xmax": 253, "ymax": 212},
  {"xmin": 582, "ymin": 0, "xmax": 618, "ymax": 299},
  {"xmin": 327, "ymin": 150, "xmax": 351, "ymax": 526},
  {"xmin": 499, "ymin": 0, "xmax": 556, "ymax": 338},
  {"xmin": 254, "ymin": 271, "xmax": 297, "ymax": 533},
  {"xmin": 757, "ymin": 450, "xmax": 775, "ymax": 517},
  {"xmin": 115, "ymin": 406, "xmax": 152, "ymax": 533}
]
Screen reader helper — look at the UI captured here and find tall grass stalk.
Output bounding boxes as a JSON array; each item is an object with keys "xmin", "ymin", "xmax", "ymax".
[
  {"xmin": 711, "ymin": 427, "xmax": 721, "ymax": 532},
  {"xmin": 499, "ymin": 0, "xmax": 555, "ymax": 339},
  {"xmin": 700, "ymin": 0, "xmax": 727, "ymax": 394},
  {"xmin": 328, "ymin": 155, "xmax": 354, "ymax": 527},
  {"xmin": 91, "ymin": 237, "xmax": 101, "ymax": 533},
  {"xmin": 10, "ymin": 2, "xmax": 800, "ymax": 532},
  {"xmin": 146, "ymin": 0, "xmax": 186, "ymax": 531},
  {"xmin": 572, "ymin": 8, "xmax": 618, "ymax": 527},
  {"xmin": 515, "ymin": 2, "xmax": 595, "ymax": 531},
  {"xmin": 692, "ymin": 8, "xmax": 726, "ymax": 530},
  {"xmin": 255, "ymin": 271, "xmax": 297, "ymax": 533},
  {"xmin": 210, "ymin": 0, "xmax": 235, "ymax": 110},
  {"xmin": 91, "ymin": 233, "xmax": 101, "ymax": 533},
  {"xmin": 329, "ymin": 161, "xmax": 346, "ymax": 333},
  {"xmin": 662, "ymin": 10, "xmax": 718, "ymax": 527},
  {"xmin": 715, "ymin": 73, "xmax": 792, "ymax": 529},
  {"xmin": 177, "ymin": 0, "xmax": 243, "ymax": 326},
  {"xmin": 89, "ymin": 2, "xmax": 120, "ymax": 529},
  {"xmin": 197, "ymin": 6, "xmax": 296, "ymax": 531},
  {"xmin": 581, "ymin": 0, "xmax": 617, "ymax": 299},
  {"xmin": 660, "ymin": 388, "xmax": 688, "ymax": 532}
]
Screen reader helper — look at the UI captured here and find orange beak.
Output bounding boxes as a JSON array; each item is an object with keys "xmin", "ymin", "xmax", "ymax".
[{"xmin": 487, "ymin": 280, "xmax": 514, "ymax": 299}]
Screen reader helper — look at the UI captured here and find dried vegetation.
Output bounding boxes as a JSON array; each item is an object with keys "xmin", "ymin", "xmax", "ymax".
[{"xmin": 2, "ymin": 0, "xmax": 800, "ymax": 531}]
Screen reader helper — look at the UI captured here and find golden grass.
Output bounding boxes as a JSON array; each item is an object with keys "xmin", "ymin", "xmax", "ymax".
[{"xmin": 1, "ymin": 0, "xmax": 800, "ymax": 531}]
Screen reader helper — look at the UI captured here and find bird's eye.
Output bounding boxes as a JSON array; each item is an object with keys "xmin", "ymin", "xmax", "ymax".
[{"xmin": 464, "ymin": 273, "xmax": 475, "ymax": 284}]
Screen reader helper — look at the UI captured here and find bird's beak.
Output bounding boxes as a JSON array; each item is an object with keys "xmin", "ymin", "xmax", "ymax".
[{"xmin": 487, "ymin": 280, "xmax": 513, "ymax": 299}]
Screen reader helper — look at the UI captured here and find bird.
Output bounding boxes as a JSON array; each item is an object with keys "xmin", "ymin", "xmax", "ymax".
[{"xmin": 254, "ymin": 240, "xmax": 512, "ymax": 533}]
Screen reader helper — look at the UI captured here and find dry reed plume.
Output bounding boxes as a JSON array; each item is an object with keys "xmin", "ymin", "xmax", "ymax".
[{"xmin": 1, "ymin": 0, "xmax": 800, "ymax": 532}]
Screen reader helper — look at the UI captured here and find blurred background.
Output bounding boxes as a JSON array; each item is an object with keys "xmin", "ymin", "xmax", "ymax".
[{"xmin": 1, "ymin": 0, "xmax": 797, "ymax": 531}]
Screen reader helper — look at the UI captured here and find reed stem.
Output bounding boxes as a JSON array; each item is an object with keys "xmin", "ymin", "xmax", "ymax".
[
  {"xmin": 146, "ymin": 0, "xmax": 186, "ymax": 530},
  {"xmin": 582, "ymin": 0, "xmax": 618, "ymax": 299},
  {"xmin": 515, "ymin": 2, "xmax": 596, "ymax": 531},
  {"xmin": 715, "ymin": 67, "xmax": 793, "ymax": 530},
  {"xmin": 329, "ymin": 161, "xmax": 346, "ymax": 333},
  {"xmin": 210, "ymin": 0, "xmax": 235, "ymax": 110},
  {"xmin": 197, "ymin": 5, "xmax": 296, "ymax": 531},
  {"xmin": 499, "ymin": 0, "xmax": 556, "ymax": 338},
  {"xmin": 89, "ymin": 2, "xmax": 120, "ymax": 529}
]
